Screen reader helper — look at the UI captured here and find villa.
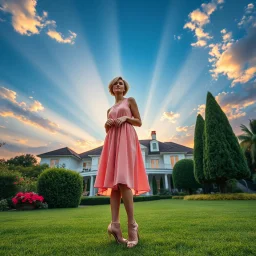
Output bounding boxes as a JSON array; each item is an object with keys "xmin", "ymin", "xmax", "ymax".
[{"xmin": 37, "ymin": 131, "xmax": 193, "ymax": 196}]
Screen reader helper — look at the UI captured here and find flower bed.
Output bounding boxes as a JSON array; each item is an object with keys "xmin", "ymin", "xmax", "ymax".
[{"xmin": 12, "ymin": 192, "xmax": 47, "ymax": 210}]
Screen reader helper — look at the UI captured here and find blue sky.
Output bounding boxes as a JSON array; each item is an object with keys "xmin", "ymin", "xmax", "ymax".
[{"xmin": 0, "ymin": 0, "xmax": 255, "ymax": 160}]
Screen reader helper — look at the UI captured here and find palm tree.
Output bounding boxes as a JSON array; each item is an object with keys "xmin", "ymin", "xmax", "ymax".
[{"xmin": 238, "ymin": 119, "xmax": 256, "ymax": 167}]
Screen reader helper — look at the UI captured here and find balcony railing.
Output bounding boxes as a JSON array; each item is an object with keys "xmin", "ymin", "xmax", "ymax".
[
  {"xmin": 145, "ymin": 163, "xmax": 172, "ymax": 169},
  {"xmin": 79, "ymin": 163, "xmax": 173, "ymax": 173},
  {"xmin": 80, "ymin": 165, "xmax": 98, "ymax": 172}
]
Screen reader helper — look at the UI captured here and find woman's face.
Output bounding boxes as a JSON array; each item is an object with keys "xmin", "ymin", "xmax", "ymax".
[{"xmin": 112, "ymin": 79, "xmax": 125, "ymax": 95}]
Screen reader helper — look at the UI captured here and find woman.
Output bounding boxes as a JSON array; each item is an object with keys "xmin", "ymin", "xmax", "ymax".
[{"xmin": 94, "ymin": 76, "xmax": 150, "ymax": 248}]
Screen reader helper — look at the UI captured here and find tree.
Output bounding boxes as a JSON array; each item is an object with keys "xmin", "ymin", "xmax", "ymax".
[
  {"xmin": 194, "ymin": 114, "xmax": 213, "ymax": 193},
  {"xmin": 237, "ymin": 119, "xmax": 256, "ymax": 178},
  {"xmin": 204, "ymin": 92, "xmax": 250, "ymax": 193},
  {"xmin": 173, "ymin": 159, "xmax": 201, "ymax": 195},
  {"xmin": 0, "ymin": 142, "xmax": 6, "ymax": 147},
  {"xmin": 6, "ymin": 154, "xmax": 38, "ymax": 167},
  {"xmin": 194, "ymin": 114, "xmax": 206, "ymax": 183},
  {"xmin": 152, "ymin": 176, "xmax": 157, "ymax": 195}
]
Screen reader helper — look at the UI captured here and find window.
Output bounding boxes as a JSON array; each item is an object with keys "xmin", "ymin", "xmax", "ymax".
[
  {"xmin": 151, "ymin": 159, "xmax": 159, "ymax": 168},
  {"xmin": 170, "ymin": 156, "xmax": 179, "ymax": 167},
  {"xmin": 152, "ymin": 143, "xmax": 157, "ymax": 150},
  {"xmin": 50, "ymin": 159, "xmax": 59, "ymax": 167}
]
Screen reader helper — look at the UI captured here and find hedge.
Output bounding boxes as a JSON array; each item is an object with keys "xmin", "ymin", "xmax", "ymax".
[
  {"xmin": 80, "ymin": 195, "xmax": 172, "ymax": 205},
  {"xmin": 184, "ymin": 193, "xmax": 256, "ymax": 200}
]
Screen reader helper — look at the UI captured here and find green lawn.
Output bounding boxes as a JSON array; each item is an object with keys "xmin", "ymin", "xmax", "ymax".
[{"xmin": 0, "ymin": 199, "xmax": 256, "ymax": 256}]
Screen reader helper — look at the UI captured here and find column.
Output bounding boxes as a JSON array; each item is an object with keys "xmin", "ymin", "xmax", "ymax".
[
  {"xmin": 146, "ymin": 174, "xmax": 150, "ymax": 195},
  {"xmin": 150, "ymin": 176, "xmax": 153, "ymax": 195},
  {"xmin": 164, "ymin": 174, "xmax": 168, "ymax": 190},
  {"xmin": 90, "ymin": 175, "xmax": 94, "ymax": 197}
]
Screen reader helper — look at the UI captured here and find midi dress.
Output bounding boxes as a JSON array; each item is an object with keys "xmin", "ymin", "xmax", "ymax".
[{"xmin": 94, "ymin": 97, "xmax": 150, "ymax": 196}]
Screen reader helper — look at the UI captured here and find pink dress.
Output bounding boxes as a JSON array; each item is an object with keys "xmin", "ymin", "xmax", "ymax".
[{"xmin": 94, "ymin": 97, "xmax": 150, "ymax": 196}]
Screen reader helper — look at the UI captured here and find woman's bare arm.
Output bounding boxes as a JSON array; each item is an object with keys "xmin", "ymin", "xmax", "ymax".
[
  {"xmin": 126, "ymin": 97, "xmax": 142, "ymax": 127},
  {"xmin": 105, "ymin": 108, "xmax": 111, "ymax": 133}
]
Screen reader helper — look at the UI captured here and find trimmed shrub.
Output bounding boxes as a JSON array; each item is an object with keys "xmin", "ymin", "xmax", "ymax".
[
  {"xmin": 172, "ymin": 196, "xmax": 184, "ymax": 199},
  {"xmin": 159, "ymin": 189, "xmax": 172, "ymax": 195},
  {"xmin": 37, "ymin": 168, "xmax": 83, "ymax": 208},
  {"xmin": 173, "ymin": 159, "xmax": 201, "ymax": 194},
  {"xmin": 0, "ymin": 168, "xmax": 21, "ymax": 200},
  {"xmin": 159, "ymin": 195, "xmax": 172, "ymax": 199},
  {"xmin": 184, "ymin": 193, "xmax": 256, "ymax": 200},
  {"xmin": 204, "ymin": 92, "xmax": 251, "ymax": 192}
]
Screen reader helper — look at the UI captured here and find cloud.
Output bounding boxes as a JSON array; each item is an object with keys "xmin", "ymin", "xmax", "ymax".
[
  {"xmin": 160, "ymin": 111, "xmax": 180, "ymax": 123},
  {"xmin": 190, "ymin": 9, "xmax": 210, "ymax": 26},
  {"xmin": 194, "ymin": 104, "xmax": 206, "ymax": 116},
  {"xmin": 174, "ymin": 34, "xmax": 182, "ymax": 40},
  {"xmin": 29, "ymin": 100, "xmax": 44, "ymax": 112},
  {"xmin": 238, "ymin": 3, "xmax": 256, "ymax": 28},
  {"xmin": 184, "ymin": 0, "xmax": 224, "ymax": 47},
  {"xmin": 191, "ymin": 39, "xmax": 207, "ymax": 47},
  {"xmin": 215, "ymin": 86, "xmax": 256, "ymax": 120},
  {"xmin": 195, "ymin": 27, "xmax": 212, "ymax": 39},
  {"xmin": 194, "ymin": 84, "xmax": 256, "ymax": 120},
  {"xmin": 221, "ymin": 29, "xmax": 232, "ymax": 42},
  {"xmin": 209, "ymin": 27, "xmax": 256, "ymax": 86},
  {"xmin": 169, "ymin": 132, "xmax": 194, "ymax": 148},
  {"xmin": 46, "ymin": 30, "xmax": 77, "ymax": 45},
  {"xmin": 176, "ymin": 124, "xmax": 195, "ymax": 132},
  {"xmin": 0, "ymin": 0, "xmax": 76, "ymax": 44}
]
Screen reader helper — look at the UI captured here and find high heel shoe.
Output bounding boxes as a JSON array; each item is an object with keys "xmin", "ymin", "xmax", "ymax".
[
  {"xmin": 107, "ymin": 222, "xmax": 128, "ymax": 244},
  {"xmin": 127, "ymin": 221, "xmax": 139, "ymax": 248}
]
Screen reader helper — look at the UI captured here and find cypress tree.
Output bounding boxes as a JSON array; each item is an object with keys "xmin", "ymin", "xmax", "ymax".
[
  {"xmin": 194, "ymin": 114, "xmax": 206, "ymax": 184},
  {"xmin": 152, "ymin": 176, "xmax": 157, "ymax": 195},
  {"xmin": 204, "ymin": 91, "xmax": 250, "ymax": 193}
]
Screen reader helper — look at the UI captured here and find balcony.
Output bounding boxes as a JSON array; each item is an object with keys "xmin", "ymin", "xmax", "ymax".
[
  {"xmin": 79, "ymin": 163, "xmax": 173, "ymax": 173},
  {"xmin": 145, "ymin": 163, "xmax": 172, "ymax": 169},
  {"xmin": 80, "ymin": 165, "xmax": 98, "ymax": 173}
]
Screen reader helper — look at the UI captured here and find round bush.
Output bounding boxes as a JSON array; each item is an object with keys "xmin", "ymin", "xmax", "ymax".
[
  {"xmin": 173, "ymin": 159, "xmax": 201, "ymax": 194},
  {"xmin": 37, "ymin": 168, "xmax": 83, "ymax": 208}
]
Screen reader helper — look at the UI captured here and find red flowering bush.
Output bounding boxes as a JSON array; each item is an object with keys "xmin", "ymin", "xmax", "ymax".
[{"xmin": 12, "ymin": 192, "xmax": 45, "ymax": 208}]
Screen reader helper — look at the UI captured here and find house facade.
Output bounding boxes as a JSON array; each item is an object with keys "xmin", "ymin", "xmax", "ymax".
[{"xmin": 37, "ymin": 131, "xmax": 193, "ymax": 196}]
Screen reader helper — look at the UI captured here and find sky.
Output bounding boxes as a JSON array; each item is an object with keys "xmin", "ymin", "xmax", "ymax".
[{"xmin": 0, "ymin": 0, "xmax": 256, "ymax": 161}]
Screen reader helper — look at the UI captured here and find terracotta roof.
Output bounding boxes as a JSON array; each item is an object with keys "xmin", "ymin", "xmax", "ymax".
[{"xmin": 36, "ymin": 147, "xmax": 81, "ymax": 159}]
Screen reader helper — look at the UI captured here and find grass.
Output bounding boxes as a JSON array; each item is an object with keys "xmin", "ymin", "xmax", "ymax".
[{"xmin": 0, "ymin": 199, "xmax": 256, "ymax": 256}]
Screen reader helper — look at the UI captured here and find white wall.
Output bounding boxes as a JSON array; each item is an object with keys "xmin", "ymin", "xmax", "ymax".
[{"xmin": 40, "ymin": 156, "xmax": 81, "ymax": 172}]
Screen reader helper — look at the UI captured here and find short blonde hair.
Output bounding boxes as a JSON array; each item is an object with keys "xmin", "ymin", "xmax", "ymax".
[{"xmin": 108, "ymin": 76, "xmax": 130, "ymax": 96}]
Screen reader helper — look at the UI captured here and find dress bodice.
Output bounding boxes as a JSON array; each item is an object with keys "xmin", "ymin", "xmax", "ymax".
[{"xmin": 108, "ymin": 98, "xmax": 132, "ymax": 119}]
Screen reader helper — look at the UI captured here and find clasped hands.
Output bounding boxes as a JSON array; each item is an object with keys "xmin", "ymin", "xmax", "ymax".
[{"xmin": 105, "ymin": 116, "xmax": 128, "ymax": 128}]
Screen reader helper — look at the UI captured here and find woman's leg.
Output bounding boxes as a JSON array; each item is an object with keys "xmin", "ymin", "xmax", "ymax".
[
  {"xmin": 118, "ymin": 184, "xmax": 135, "ymax": 224},
  {"xmin": 110, "ymin": 187, "xmax": 121, "ymax": 222}
]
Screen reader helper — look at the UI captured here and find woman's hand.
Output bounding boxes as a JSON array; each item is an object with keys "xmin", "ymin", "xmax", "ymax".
[
  {"xmin": 115, "ymin": 116, "xmax": 128, "ymax": 127},
  {"xmin": 105, "ymin": 118, "xmax": 115, "ymax": 128}
]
